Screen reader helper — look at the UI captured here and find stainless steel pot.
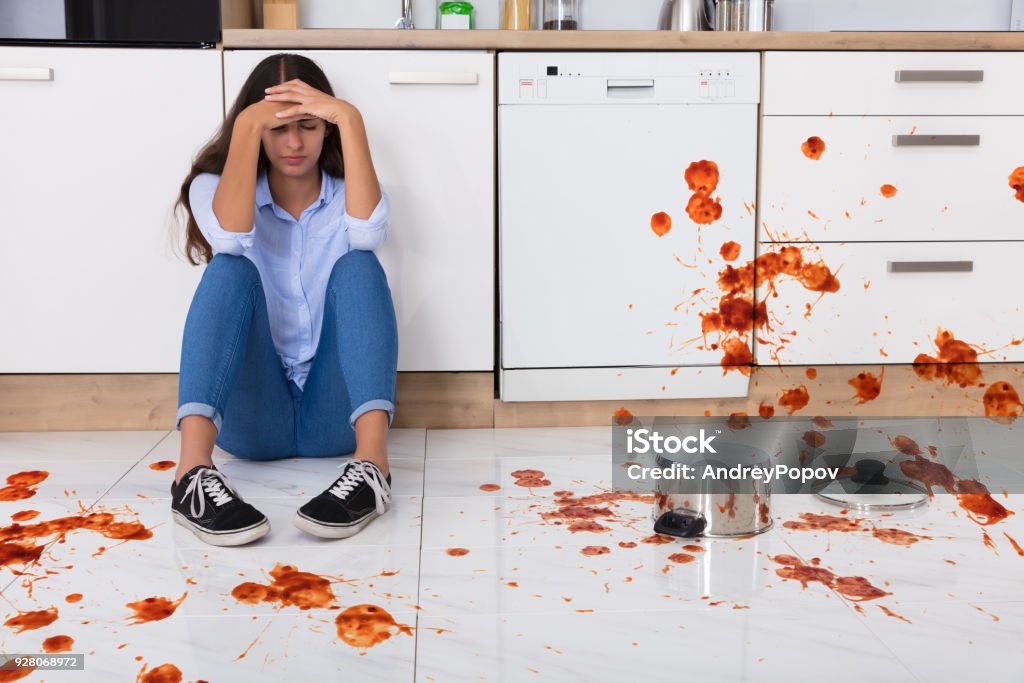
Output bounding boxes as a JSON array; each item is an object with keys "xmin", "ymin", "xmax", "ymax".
[
  {"xmin": 714, "ymin": 0, "xmax": 773, "ymax": 31},
  {"xmin": 657, "ymin": 0, "xmax": 716, "ymax": 30}
]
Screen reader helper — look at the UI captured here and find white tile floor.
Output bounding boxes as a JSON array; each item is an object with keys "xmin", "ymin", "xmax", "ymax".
[{"xmin": 0, "ymin": 427, "xmax": 1022, "ymax": 682}]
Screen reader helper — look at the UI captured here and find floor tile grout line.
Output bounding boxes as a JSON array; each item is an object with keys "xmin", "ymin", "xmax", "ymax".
[
  {"xmin": 412, "ymin": 427, "xmax": 427, "ymax": 683},
  {"xmin": 0, "ymin": 430, "xmax": 174, "ymax": 598},
  {"xmin": 776, "ymin": 532, "xmax": 926, "ymax": 683}
]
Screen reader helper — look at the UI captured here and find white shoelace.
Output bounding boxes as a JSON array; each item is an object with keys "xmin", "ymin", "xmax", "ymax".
[
  {"xmin": 329, "ymin": 460, "xmax": 392, "ymax": 515},
  {"xmin": 182, "ymin": 468, "xmax": 239, "ymax": 519}
]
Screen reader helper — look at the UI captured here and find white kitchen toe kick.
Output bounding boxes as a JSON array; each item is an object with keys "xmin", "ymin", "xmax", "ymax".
[{"xmin": 499, "ymin": 366, "xmax": 750, "ymax": 402}]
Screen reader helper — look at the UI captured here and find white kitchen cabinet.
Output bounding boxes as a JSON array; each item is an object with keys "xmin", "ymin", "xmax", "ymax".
[
  {"xmin": 759, "ymin": 241, "xmax": 1024, "ymax": 365},
  {"xmin": 760, "ymin": 115, "xmax": 1024, "ymax": 242},
  {"xmin": 0, "ymin": 46, "xmax": 221, "ymax": 372},
  {"xmin": 223, "ymin": 50, "xmax": 494, "ymax": 372},
  {"xmin": 764, "ymin": 51, "xmax": 1024, "ymax": 116}
]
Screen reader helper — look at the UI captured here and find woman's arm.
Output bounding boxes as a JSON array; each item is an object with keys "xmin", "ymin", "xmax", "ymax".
[
  {"xmin": 333, "ymin": 103, "xmax": 383, "ymax": 221},
  {"xmin": 211, "ymin": 115, "xmax": 263, "ymax": 233}
]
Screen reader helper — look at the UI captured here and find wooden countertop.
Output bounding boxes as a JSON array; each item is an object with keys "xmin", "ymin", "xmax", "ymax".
[{"xmin": 222, "ymin": 29, "xmax": 1024, "ymax": 51}]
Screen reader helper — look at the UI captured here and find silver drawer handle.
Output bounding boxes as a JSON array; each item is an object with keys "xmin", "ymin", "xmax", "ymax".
[
  {"xmin": 388, "ymin": 71, "xmax": 478, "ymax": 85},
  {"xmin": 607, "ymin": 78, "xmax": 655, "ymax": 89},
  {"xmin": 892, "ymin": 134, "xmax": 980, "ymax": 147},
  {"xmin": 894, "ymin": 70, "xmax": 984, "ymax": 83},
  {"xmin": 887, "ymin": 261, "xmax": 974, "ymax": 273},
  {"xmin": 0, "ymin": 67, "xmax": 53, "ymax": 81}
]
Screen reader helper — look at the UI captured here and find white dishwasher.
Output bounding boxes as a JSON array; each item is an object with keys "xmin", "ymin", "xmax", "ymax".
[{"xmin": 498, "ymin": 52, "xmax": 761, "ymax": 402}]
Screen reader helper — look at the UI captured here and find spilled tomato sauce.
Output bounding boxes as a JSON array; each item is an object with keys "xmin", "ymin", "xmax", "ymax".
[
  {"xmin": 511, "ymin": 469, "xmax": 551, "ymax": 488},
  {"xmin": 849, "ymin": 369, "xmax": 884, "ymax": 404},
  {"xmin": 684, "ymin": 161, "xmax": 723, "ymax": 225},
  {"xmin": 581, "ymin": 546, "xmax": 610, "ymax": 556},
  {"xmin": 479, "ymin": 483, "xmax": 501, "ymax": 492},
  {"xmin": 126, "ymin": 593, "xmax": 187, "ymax": 624},
  {"xmin": 772, "ymin": 555, "xmax": 891, "ymax": 602},
  {"xmin": 805, "ymin": 368, "xmax": 818, "ymax": 380},
  {"xmin": 335, "ymin": 604, "xmax": 413, "ymax": 654},
  {"xmin": 778, "ymin": 386, "xmax": 810, "ymax": 414},
  {"xmin": 912, "ymin": 328, "xmax": 984, "ymax": 388},
  {"xmin": 801, "ymin": 136, "xmax": 826, "ymax": 160},
  {"xmin": 0, "ymin": 471, "xmax": 49, "ymax": 502},
  {"xmin": 445, "ymin": 548, "xmax": 469, "ymax": 557},
  {"xmin": 719, "ymin": 241, "xmax": 741, "ymax": 262},
  {"xmin": 3, "ymin": 607, "xmax": 58, "ymax": 633},
  {"xmin": 983, "ymin": 382, "xmax": 1024, "ymax": 419},
  {"xmin": 872, "ymin": 528, "xmax": 931, "ymax": 546},
  {"xmin": 802, "ymin": 430, "xmax": 827, "ymax": 448},
  {"xmin": 783, "ymin": 513, "xmax": 862, "ymax": 533},
  {"xmin": 137, "ymin": 663, "xmax": 183, "ymax": 683},
  {"xmin": 726, "ymin": 413, "xmax": 752, "ymax": 430},
  {"xmin": 880, "ymin": 184, "xmax": 898, "ymax": 198},
  {"xmin": 668, "ymin": 553, "xmax": 696, "ymax": 564},
  {"xmin": 9, "ymin": 511, "xmax": 39, "ymax": 522},
  {"xmin": 612, "ymin": 407, "xmax": 634, "ymax": 426},
  {"xmin": 650, "ymin": 211, "xmax": 672, "ymax": 237},
  {"xmin": 758, "ymin": 402, "xmax": 775, "ymax": 418},
  {"xmin": 232, "ymin": 564, "xmax": 336, "ymax": 610},
  {"xmin": 1009, "ymin": 167, "xmax": 1024, "ymax": 203},
  {"xmin": 149, "ymin": 461, "xmax": 176, "ymax": 472},
  {"xmin": 41, "ymin": 635, "xmax": 74, "ymax": 653}
]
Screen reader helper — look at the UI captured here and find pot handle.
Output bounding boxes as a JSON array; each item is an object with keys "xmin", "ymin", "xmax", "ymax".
[{"xmin": 654, "ymin": 510, "xmax": 707, "ymax": 537}]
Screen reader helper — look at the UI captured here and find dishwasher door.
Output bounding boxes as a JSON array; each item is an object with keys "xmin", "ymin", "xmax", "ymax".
[{"xmin": 499, "ymin": 100, "xmax": 758, "ymax": 401}]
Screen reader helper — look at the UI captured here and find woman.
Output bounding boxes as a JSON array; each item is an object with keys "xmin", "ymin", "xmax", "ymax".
[{"xmin": 172, "ymin": 53, "xmax": 398, "ymax": 547}]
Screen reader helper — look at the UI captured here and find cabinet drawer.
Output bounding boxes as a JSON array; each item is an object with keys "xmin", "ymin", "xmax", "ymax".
[
  {"xmin": 764, "ymin": 52, "xmax": 1024, "ymax": 116},
  {"xmin": 760, "ymin": 116, "xmax": 1024, "ymax": 243},
  {"xmin": 759, "ymin": 242, "xmax": 1024, "ymax": 365}
]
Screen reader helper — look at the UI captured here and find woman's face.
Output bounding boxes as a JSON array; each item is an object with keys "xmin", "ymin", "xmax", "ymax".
[{"xmin": 261, "ymin": 117, "xmax": 329, "ymax": 178}]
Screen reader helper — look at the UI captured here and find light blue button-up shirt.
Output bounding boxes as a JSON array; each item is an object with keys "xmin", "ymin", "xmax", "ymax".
[{"xmin": 188, "ymin": 168, "xmax": 390, "ymax": 390}]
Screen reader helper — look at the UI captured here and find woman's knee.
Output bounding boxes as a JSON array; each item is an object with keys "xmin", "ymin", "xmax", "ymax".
[
  {"xmin": 202, "ymin": 253, "xmax": 262, "ymax": 291},
  {"xmin": 328, "ymin": 248, "xmax": 384, "ymax": 289}
]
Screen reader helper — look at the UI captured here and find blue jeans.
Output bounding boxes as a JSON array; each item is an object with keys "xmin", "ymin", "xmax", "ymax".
[{"xmin": 175, "ymin": 250, "xmax": 398, "ymax": 460}]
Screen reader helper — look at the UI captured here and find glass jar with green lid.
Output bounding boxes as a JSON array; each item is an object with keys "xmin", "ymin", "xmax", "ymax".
[{"xmin": 437, "ymin": 1, "xmax": 474, "ymax": 29}]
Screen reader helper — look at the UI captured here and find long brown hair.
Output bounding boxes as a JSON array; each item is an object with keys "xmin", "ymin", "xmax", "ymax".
[{"xmin": 174, "ymin": 53, "xmax": 345, "ymax": 265}]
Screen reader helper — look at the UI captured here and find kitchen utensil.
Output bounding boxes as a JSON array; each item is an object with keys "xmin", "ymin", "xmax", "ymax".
[
  {"xmin": 715, "ymin": 0, "xmax": 772, "ymax": 31},
  {"xmin": 651, "ymin": 441, "xmax": 774, "ymax": 538},
  {"xmin": 657, "ymin": 0, "xmax": 716, "ymax": 30},
  {"xmin": 543, "ymin": 0, "xmax": 580, "ymax": 29},
  {"xmin": 395, "ymin": 0, "xmax": 415, "ymax": 28}
]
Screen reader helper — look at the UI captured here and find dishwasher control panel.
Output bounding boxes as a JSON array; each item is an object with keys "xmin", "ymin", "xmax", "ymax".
[{"xmin": 498, "ymin": 52, "xmax": 760, "ymax": 105}]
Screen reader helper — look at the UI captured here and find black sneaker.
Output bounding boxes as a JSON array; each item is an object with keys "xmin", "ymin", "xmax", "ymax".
[
  {"xmin": 171, "ymin": 464, "xmax": 270, "ymax": 546},
  {"xmin": 293, "ymin": 459, "xmax": 392, "ymax": 539}
]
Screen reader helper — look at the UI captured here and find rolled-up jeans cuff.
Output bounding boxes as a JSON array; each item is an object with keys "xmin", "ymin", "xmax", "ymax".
[
  {"xmin": 350, "ymin": 399, "xmax": 395, "ymax": 429},
  {"xmin": 176, "ymin": 402, "xmax": 222, "ymax": 432}
]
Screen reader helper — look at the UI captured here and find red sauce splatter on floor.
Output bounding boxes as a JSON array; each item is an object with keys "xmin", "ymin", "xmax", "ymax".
[
  {"xmin": 802, "ymin": 430, "xmax": 826, "ymax": 448},
  {"xmin": 895, "ymin": 447, "xmax": 1014, "ymax": 526},
  {"xmin": 1009, "ymin": 167, "xmax": 1024, "ymax": 203},
  {"xmin": 772, "ymin": 555, "xmax": 891, "ymax": 602},
  {"xmin": 126, "ymin": 593, "xmax": 187, "ymax": 624},
  {"xmin": 877, "ymin": 605, "xmax": 912, "ymax": 623},
  {"xmin": 232, "ymin": 564, "xmax": 336, "ymax": 609},
  {"xmin": 0, "ymin": 667, "xmax": 34, "ymax": 682},
  {"xmin": 149, "ymin": 461, "xmax": 176, "ymax": 472},
  {"xmin": 783, "ymin": 513, "xmax": 862, "ymax": 533},
  {"xmin": 811, "ymin": 416, "xmax": 832, "ymax": 428},
  {"xmin": 3, "ymin": 608, "xmax": 59, "ymax": 634},
  {"xmin": 983, "ymin": 382, "xmax": 1024, "ymax": 420},
  {"xmin": 1004, "ymin": 533, "xmax": 1024, "ymax": 556},
  {"xmin": 642, "ymin": 534, "xmax": 675, "ymax": 545},
  {"xmin": 849, "ymin": 369, "xmax": 884, "ymax": 404},
  {"xmin": 872, "ymin": 528, "xmax": 931, "ymax": 546},
  {"xmin": 335, "ymin": 604, "xmax": 413, "ymax": 655},
  {"xmin": 683, "ymin": 544, "xmax": 704, "ymax": 552},
  {"xmin": 618, "ymin": 541, "xmax": 637, "ymax": 548},
  {"xmin": 650, "ymin": 212, "xmax": 672, "ymax": 237},
  {"xmin": 801, "ymin": 136, "xmax": 826, "ymax": 160},
  {"xmin": 42, "ymin": 635, "xmax": 74, "ymax": 653},
  {"xmin": 0, "ymin": 471, "xmax": 49, "ymax": 502},
  {"xmin": 137, "ymin": 663, "xmax": 182, "ymax": 683},
  {"xmin": 479, "ymin": 484, "xmax": 500, "ymax": 492},
  {"xmin": 719, "ymin": 241, "xmax": 741, "ymax": 262},
  {"xmin": 912, "ymin": 328, "xmax": 984, "ymax": 388},
  {"xmin": 727, "ymin": 413, "xmax": 752, "ymax": 430},
  {"xmin": 511, "ymin": 469, "xmax": 551, "ymax": 488},
  {"xmin": 65, "ymin": 593, "xmax": 83, "ymax": 603},
  {"xmin": 758, "ymin": 402, "xmax": 775, "ymax": 418},
  {"xmin": 9, "ymin": 511, "xmax": 39, "ymax": 522},
  {"xmin": 581, "ymin": 546, "xmax": 610, "ymax": 556},
  {"xmin": 778, "ymin": 386, "xmax": 810, "ymax": 414},
  {"xmin": 445, "ymin": 548, "xmax": 469, "ymax": 557},
  {"xmin": 806, "ymin": 368, "xmax": 817, "ymax": 380},
  {"xmin": 880, "ymin": 184, "xmax": 898, "ymax": 198},
  {"xmin": 668, "ymin": 553, "xmax": 696, "ymax": 564},
  {"xmin": 612, "ymin": 407, "xmax": 634, "ymax": 426}
]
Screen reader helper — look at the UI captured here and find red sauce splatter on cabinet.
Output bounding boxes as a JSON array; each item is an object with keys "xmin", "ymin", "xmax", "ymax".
[
  {"xmin": 778, "ymin": 386, "xmax": 810, "ymax": 414},
  {"xmin": 983, "ymin": 382, "xmax": 1024, "ymax": 419},
  {"xmin": 801, "ymin": 136, "xmax": 826, "ymax": 160},
  {"xmin": 849, "ymin": 369, "xmax": 884, "ymax": 404},
  {"xmin": 612, "ymin": 408, "xmax": 634, "ymax": 426},
  {"xmin": 1009, "ymin": 167, "xmax": 1024, "ymax": 203},
  {"xmin": 806, "ymin": 368, "xmax": 818, "ymax": 380},
  {"xmin": 511, "ymin": 469, "xmax": 551, "ymax": 488},
  {"xmin": 879, "ymin": 184, "xmax": 898, "ymax": 198},
  {"xmin": 719, "ymin": 241, "xmax": 742, "ymax": 262},
  {"xmin": 684, "ymin": 161, "xmax": 723, "ymax": 225},
  {"xmin": 912, "ymin": 328, "xmax": 984, "ymax": 388},
  {"xmin": 650, "ymin": 212, "xmax": 672, "ymax": 237}
]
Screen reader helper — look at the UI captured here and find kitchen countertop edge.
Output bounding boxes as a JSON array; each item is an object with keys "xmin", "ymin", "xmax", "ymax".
[{"xmin": 222, "ymin": 29, "xmax": 1024, "ymax": 51}]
